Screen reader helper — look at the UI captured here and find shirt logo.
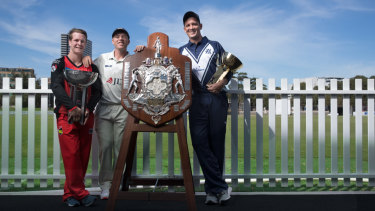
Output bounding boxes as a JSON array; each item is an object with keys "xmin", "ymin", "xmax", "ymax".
[
  {"xmin": 106, "ymin": 77, "xmax": 122, "ymax": 85},
  {"xmin": 51, "ymin": 64, "xmax": 57, "ymax": 72},
  {"xmin": 181, "ymin": 44, "xmax": 215, "ymax": 83},
  {"xmin": 105, "ymin": 65, "xmax": 112, "ymax": 67}
]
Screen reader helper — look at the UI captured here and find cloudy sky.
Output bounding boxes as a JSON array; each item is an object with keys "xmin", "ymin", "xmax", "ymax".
[{"xmin": 0, "ymin": 0, "xmax": 374, "ymax": 83}]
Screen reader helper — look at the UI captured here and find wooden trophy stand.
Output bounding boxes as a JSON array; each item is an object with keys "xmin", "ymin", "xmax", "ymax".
[{"xmin": 106, "ymin": 33, "xmax": 196, "ymax": 211}]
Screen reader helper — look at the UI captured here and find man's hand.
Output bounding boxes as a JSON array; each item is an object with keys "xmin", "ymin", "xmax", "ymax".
[
  {"xmin": 206, "ymin": 78, "xmax": 228, "ymax": 94},
  {"xmin": 83, "ymin": 56, "xmax": 92, "ymax": 67},
  {"xmin": 68, "ymin": 107, "xmax": 82, "ymax": 123},
  {"xmin": 83, "ymin": 109, "xmax": 90, "ymax": 125},
  {"xmin": 134, "ymin": 45, "xmax": 145, "ymax": 52}
]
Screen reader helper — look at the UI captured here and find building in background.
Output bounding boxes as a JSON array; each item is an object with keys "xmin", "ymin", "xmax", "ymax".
[
  {"xmin": 0, "ymin": 67, "xmax": 35, "ymax": 88},
  {"xmin": 60, "ymin": 34, "xmax": 92, "ymax": 57}
]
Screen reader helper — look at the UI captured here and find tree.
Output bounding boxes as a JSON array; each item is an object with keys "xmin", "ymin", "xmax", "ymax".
[
  {"xmin": 230, "ymin": 72, "xmax": 249, "ymax": 109},
  {"xmin": 9, "ymin": 70, "xmax": 36, "ymax": 107},
  {"xmin": 232, "ymin": 71, "xmax": 248, "ymax": 90}
]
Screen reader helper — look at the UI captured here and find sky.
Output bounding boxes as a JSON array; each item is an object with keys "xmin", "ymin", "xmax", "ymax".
[{"xmin": 0, "ymin": 0, "xmax": 374, "ymax": 83}]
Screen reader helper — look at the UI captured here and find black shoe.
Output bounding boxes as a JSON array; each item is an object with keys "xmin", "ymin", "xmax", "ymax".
[
  {"xmin": 65, "ymin": 196, "xmax": 80, "ymax": 207},
  {"xmin": 81, "ymin": 195, "xmax": 97, "ymax": 207}
]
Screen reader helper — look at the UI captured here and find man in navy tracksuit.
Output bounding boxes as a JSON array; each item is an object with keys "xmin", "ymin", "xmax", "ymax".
[{"xmin": 179, "ymin": 11, "xmax": 232, "ymax": 205}]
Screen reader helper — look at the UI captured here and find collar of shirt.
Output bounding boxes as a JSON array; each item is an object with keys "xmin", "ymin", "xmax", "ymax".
[
  {"xmin": 188, "ymin": 36, "xmax": 208, "ymax": 48},
  {"xmin": 109, "ymin": 50, "xmax": 128, "ymax": 62}
]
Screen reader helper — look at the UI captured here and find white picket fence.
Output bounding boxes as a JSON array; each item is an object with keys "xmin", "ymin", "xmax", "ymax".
[{"xmin": 0, "ymin": 77, "xmax": 374, "ymax": 189}]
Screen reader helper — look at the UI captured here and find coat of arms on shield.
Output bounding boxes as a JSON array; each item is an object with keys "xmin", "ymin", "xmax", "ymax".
[{"xmin": 121, "ymin": 33, "xmax": 192, "ymax": 126}]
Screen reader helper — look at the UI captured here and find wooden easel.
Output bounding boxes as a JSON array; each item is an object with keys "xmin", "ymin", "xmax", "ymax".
[{"xmin": 106, "ymin": 114, "xmax": 196, "ymax": 211}]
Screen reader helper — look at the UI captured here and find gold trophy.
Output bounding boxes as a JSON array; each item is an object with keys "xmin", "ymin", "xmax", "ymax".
[{"xmin": 208, "ymin": 52, "xmax": 243, "ymax": 84}]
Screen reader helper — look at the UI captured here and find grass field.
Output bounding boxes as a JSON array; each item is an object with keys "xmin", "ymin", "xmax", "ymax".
[{"xmin": 1, "ymin": 111, "xmax": 374, "ymax": 191}]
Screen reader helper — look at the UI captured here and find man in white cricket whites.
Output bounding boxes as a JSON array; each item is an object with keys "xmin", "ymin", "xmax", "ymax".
[{"xmin": 84, "ymin": 28, "xmax": 143, "ymax": 200}]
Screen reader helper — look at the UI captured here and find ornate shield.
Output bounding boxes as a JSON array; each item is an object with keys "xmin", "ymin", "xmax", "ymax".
[{"xmin": 121, "ymin": 33, "xmax": 192, "ymax": 126}]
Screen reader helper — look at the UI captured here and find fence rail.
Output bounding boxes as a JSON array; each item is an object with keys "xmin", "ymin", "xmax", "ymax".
[{"xmin": 0, "ymin": 77, "xmax": 374, "ymax": 189}]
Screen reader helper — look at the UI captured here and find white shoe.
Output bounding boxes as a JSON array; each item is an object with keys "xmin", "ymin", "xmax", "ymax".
[
  {"xmin": 205, "ymin": 193, "xmax": 218, "ymax": 205},
  {"xmin": 218, "ymin": 187, "xmax": 232, "ymax": 205},
  {"xmin": 100, "ymin": 189, "xmax": 110, "ymax": 200}
]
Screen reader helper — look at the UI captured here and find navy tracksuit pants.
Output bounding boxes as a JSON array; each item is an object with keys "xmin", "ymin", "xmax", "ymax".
[{"xmin": 189, "ymin": 91, "xmax": 229, "ymax": 194}]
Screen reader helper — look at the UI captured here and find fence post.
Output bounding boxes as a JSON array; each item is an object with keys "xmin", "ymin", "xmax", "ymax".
[
  {"xmin": 281, "ymin": 79, "xmax": 288, "ymax": 187},
  {"xmin": 269, "ymin": 79, "xmax": 276, "ymax": 187},
  {"xmin": 306, "ymin": 79, "xmax": 313, "ymax": 187},
  {"xmin": 318, "ymin": 79, "xmax": 326, "ymax": 187},
  {"xmin": 330, "ymin": 79, "xmax": 338, "ymax": 186},
  {"xmin": 343, "ymin": 79, "xmax": 350, "ymax": 186},
  {"xmin": 355, "ymin": 79, "xmax": 363, "ymax": 186},
  {"xmin": 293, "ymin": 79, "xmax": 301, "ymax": 187},
  {"xmin": 14, "ymin": 78, "xmax": 23, "ymax": 188},
  {"xmin": 229, "ymin": 78, "xmax": 239, "ymax": 187},
  {"xmin": 156, "ymin": 132, "xmax": 162, "ymax": 176},
  {"xmin": 40, "ymin": 78, "xmax": 48, "ymax": 187},
  {"xmin": 27, "ymin": 78, "xmax": 36, "ymax": 188},
  {"xmin": 143, "ymin": 132, "xmax": 150, "ymax": 175},
  {"xmin": 243, "ymin": 78, "xmax": 251, "ymax": 187},
  {"xmin": 368, "ymin": 79, "xmax": 375, "ymax": 186},
  {"xmin": 256, "ymin": 78, "xmax": 263, "ymax": 187},
  {"xmin": 1, "ymin": 78, "xmax": 10, "ymax": 188}
]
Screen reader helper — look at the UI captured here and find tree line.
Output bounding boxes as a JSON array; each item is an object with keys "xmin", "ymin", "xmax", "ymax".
[{"xmin": 231, "ymin": 72, "xmax": 375, "ymax": 112}]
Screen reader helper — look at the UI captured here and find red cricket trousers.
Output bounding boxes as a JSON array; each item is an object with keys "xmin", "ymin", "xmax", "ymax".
[{"xmin": 57, "ymin": 112, "xmax": 94, "ymax": 201}]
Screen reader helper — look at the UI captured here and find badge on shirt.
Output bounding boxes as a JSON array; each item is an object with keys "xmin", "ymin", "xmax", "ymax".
[
  {"xmin": 58, "ymin": 126, "xmax": 63, "ymax": 135},
  {"xmin": 51, "ymin": 59, "xmax": 60, "ymax": 72},
  {"xmin": 51, "ymin": 64, "xmax": 57, "ymax": 72}
]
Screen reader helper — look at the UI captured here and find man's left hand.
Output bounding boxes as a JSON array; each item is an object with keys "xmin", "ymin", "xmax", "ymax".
[
  {"xmin": 134, "ymin": 45, "xmax": 145, "ymax": 52},
  {"xmin": 83, "ymin": 56, "xmax": 92, "ymax": 67},
  {"xmin": 83, "ymin": 108, "xmax": 90, "ymax": 125}
]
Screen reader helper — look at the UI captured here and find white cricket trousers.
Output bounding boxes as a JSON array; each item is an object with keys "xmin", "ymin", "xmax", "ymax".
[{"xmin": 94, "ymin": 103, "xmax": 128, "ymax": 189}]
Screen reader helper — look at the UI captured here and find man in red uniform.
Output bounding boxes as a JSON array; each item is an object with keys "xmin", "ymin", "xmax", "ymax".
[{"xmin": 51, "ymin": 28, "xmax": 102, "ymax": 207}]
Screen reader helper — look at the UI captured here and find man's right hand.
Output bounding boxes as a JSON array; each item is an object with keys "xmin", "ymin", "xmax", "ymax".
[
  {"xmin": 83, "ymin": 56, "xmax": 92, "ymax": 67},
  {"xmin": 68, "ymin": 107, "xmax": 82, "ymax": 123}
]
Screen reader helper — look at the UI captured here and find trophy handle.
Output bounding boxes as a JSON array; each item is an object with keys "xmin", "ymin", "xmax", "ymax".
[
  {"xmin": 68, "ymin": 85, "xmax": 77, "ymax": 124},
  {"xmin": 80, "ymin": 87, "xmax": 87, "ymax": 125},
  {"xmin": 217, "ymin": 69, "xmax": 230, "ymax": 82}
]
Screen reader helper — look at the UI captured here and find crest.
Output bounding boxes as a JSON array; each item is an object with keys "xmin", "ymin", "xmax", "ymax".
[{"xmin": 122, "ymin": 33, "xmax": 192, "ymax": 126}]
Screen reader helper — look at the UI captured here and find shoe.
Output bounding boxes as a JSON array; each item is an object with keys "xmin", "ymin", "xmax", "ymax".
[
  {"xmin": 205, "ymin": 193, "xmax": 218, "ymax": 205},
  {"xmin": 100, "ymin": 188, "xmax": 110, "ymax": 200},
  {"xmin": 81, "ymin": 195, "xmax": 97, "ymax": 207},
  {"xmin": 65, "ymin": 196, "xmax": 80, "ymax": 207},
  {"xmin": 218, "ymin": 187, "xmax": 232, "ymax": 205}
]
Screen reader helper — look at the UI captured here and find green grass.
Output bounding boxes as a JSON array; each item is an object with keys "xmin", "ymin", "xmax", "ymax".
[{"xmin": 0, "ymin": 111, "xmax": 374, "ymax": 192}]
